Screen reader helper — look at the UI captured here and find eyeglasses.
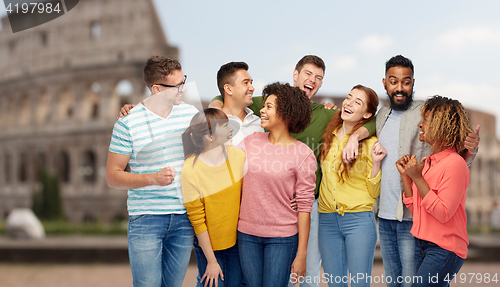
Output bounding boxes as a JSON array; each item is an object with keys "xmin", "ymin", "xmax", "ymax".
[{"xmin": 152, "ymin": 75, "xmax": 187, "ymax": 93}]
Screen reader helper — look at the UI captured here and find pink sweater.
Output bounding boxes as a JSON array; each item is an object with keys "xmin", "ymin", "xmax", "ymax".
[
  {"xmin": 403, "ymin": 148, "xmax": 469, "ymax": 258},
  {"xmin": 237, "ymin": 132, "xmax": 316, "ymax": 237}
]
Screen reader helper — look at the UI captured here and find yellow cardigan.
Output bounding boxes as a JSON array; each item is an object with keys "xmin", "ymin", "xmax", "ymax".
[
  {"xmin": 319, "ymin": 131, "xmax": 381, "ymax": 215},
  {"xmin": 181, "ymin": 147, "xmax": 245, "ymax": 251}
]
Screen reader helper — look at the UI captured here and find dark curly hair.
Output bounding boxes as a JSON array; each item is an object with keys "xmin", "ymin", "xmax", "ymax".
[{"xmin": 261, "ymin": 82, "xmax": 312, "ymax": 134}]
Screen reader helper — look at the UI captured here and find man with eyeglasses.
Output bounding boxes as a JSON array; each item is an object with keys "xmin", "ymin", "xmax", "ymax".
[{"xmin": 106, "ymin": 56, "xmax": 198, "ymax": 287}]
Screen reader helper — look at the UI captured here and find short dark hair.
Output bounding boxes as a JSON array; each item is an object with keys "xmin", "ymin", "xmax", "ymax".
[
  {"xmin": 143, "ymin": 56, "xmax": 182, "ymax": 88},
  {"xmin": 216, "ymin": 62, "xmax": 249, "ymax": 97},
  {"xmin": 385, "ymin": 55, "xmax": 414, "ymax": 74},
  {"xmin": 262, "ymin": 82, "xmax": 312, "ymax": 134},
  {"xmin": 294, "ymin": 55, "xmax": 326, "ymax": 75}
]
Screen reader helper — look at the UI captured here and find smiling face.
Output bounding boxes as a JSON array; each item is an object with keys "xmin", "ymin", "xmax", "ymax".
[
  {"xmin": 260, "ymin": 94, "xmax": 284, "ymax": 131},
  {"xmin": 340, "ymin": 88, "xmax": 372, "ymax": 124},
  {"xmin": 383, "ymin": 66, "xmax": 414, "ymax": 111},
  {"xmin": 227, "ymin": 69, "xmax": 254, "ymax": 107},
  {"xmin": 210, "ymin": 121, "xmax": 233, "ymax": 147},
  {"xmin": 152, "ymin": 69, "xmax": 186, "ymax": 105},
  {"xmin": 419, "ymin": 110, "xmax": 430, "ymax": 144},
  {"xmin": 292, "ymin": 63, "xmax": 324, "ymax": 99}
]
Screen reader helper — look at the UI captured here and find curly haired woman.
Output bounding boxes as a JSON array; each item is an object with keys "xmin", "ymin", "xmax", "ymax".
[
  {"xmin": 236, "ymin": 82, "xmax": 316, "ymax": 287},
  {"xmin": 396, "ymin": 95, "xmax": 472, "ymax": 287}
]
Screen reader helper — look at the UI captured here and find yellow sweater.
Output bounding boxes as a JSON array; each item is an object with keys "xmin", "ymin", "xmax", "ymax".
[
  {"xmin": 181, "ymin": 147, "xmax": 245, "ymax": 251},
  {"xmin": 319, "ymin": 131, "xmax": 381, "ymax": 215}
]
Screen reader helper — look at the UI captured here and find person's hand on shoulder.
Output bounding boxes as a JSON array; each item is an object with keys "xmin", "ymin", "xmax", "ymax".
[
  {"xmin": 321, "ymin": 102, "xmax": 337, "ymax": 110},
  {"xmin": 117, "ymin": 103, "xmax": 136, "ymax": 119}
]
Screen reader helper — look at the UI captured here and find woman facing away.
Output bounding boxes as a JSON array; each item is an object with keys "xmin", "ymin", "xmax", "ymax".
[
  {"xmin": 236, "ymin": 82, "xmax": 316, "ymax": 287},
  {"xmin": 396, "ymin": 96, "xmax": 472, "ymax": 287},
  {"xmin": 318, "ymin": 85, "xmax": 386, "ymax": 287},
  {"xmin": 181, "ymin": 108, "xmax": 246, "ymax": 287}
]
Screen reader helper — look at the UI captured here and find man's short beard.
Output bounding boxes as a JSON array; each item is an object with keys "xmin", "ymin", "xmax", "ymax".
[{"xmin": 388, "ymin": 90, "xmax": 414, "ymax": 111}]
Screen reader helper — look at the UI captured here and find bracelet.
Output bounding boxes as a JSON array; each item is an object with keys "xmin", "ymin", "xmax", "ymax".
[{"xmin": 469, "ymin": 146, "xmax": 479, "ymax": 155}]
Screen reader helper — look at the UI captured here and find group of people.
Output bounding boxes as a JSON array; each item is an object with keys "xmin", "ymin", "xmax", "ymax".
[{"xmin": 106, "ymin": 54, "xmax": 480, "ymax": 287}]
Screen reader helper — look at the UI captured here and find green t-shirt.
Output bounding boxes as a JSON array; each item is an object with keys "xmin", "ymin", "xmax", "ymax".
[{"xmin": 211, "ymin": 95, "xmax": 376, "ymax": 196}]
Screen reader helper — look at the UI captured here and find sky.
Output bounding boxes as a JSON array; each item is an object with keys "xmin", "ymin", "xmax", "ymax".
[
  {"xmin": 151, "ymin": 0, "xmax": 500, "ymax": 136},
  {"xmin": 1, "ymin": 0, "xmax": 500, "ymax": 135}
]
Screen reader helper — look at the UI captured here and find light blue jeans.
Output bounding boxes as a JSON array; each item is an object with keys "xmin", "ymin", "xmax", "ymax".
[
  {"xmin": 378, "ymin": 218, "xmax": 416, "ymax": 287},
  {"xmin": 238, "ymin": 231, "xmax": 298, "ymax": 287},
  {"xmin": 319, "ymin": 211, "xmax": 377, "ymax": 287},
  {"xmin": 127, "ymin": 213, "xmax": 194, "ymax": 287}
]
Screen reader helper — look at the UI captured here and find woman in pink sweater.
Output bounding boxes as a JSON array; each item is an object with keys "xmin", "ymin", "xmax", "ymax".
[
  {"xmin": 396, "ymin": 96, "xmax": 472, "ymax": 287},
  {"xmin": 237, "ymin": 82, "xmax": 316, "ymax": 287}
]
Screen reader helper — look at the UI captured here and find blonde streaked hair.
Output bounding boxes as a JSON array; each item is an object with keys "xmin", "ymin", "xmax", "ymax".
[{"xmin": 421, "ymin": 95, "xmax": 472, "ymax": 153}]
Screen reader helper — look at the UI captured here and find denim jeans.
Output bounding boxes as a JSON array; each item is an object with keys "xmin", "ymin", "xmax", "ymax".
[
  {"xmin": 237, "ymin": 231, "xmax": 298, "ymax": 287},
  {"xmin": 319, "ymin": 211, "xmax": 377, "ymax": 287},
  {"xmin": 193, "ymin": 237, "xmax": 245, "ymax": 287},
  {"xmin": 127, "ymin": 213, "xmax": 194, "ymax": 287},
  {"xmin": 413, "ymin": 238, "xmax": 465, "ymax": 287},
  {"xmin": 301, "ymin": 199, "xmax": 322, "ymax": 287},
  {"xmin": 378, "ymin": 218, "xmax": 416, "ymax": 287}
]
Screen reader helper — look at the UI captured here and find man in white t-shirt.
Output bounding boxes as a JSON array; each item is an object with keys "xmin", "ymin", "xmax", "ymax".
[{"xmin": 106, "ymin": 56, "xmax": 198, "ymax": 287}]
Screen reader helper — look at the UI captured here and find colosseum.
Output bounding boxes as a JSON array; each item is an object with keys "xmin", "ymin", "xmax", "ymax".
[
  {"xmin": 0, "ymin": 0, "xmax": 178, "ymax": 223},
  {"xmin": 1, "ymin": 0, "xmax": 499, "ymax": 227}
]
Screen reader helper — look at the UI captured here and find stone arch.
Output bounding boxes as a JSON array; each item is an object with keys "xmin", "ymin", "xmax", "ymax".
[
  {"xmin": 18, "ymin": 152, "xmax": 28, "ymax": 183},
  {"xmin": 91, "ymin": 21, "xmax": 101, "ymax": 40},
  {"xmin": 4, "ymin": 153, "xmax": 10, "ymax": 184},
  {"xmin": 35, "ymin": 89, "xmax": 51, "ymax": 124},
  {"xmin": 57, "ymin": 87, "xmax": 74, "ymax": 121},
  {"xmin": 56, "ymin": 151, "xmax": 70, "ymax": 183},
  {"xmin": 81, "ymin": 82, "xmax": 100, "ymax": 121},
  {"xmin": 6, "ymin": 97, "xmax": 16, "ymax": 128},
  {"xmin": 34, "ymin": 153, "xmax": 47, "ymax": 182},
  {"xmin": 116, "ymin": 79, "xmax": 134, "ymax": 107},
  {"xmin": 109, "ymin": 79, "xmax": 134, "ymax": 118},
  {"xmin": 81, "ymin": 150, "xmax": 96, "ymax": 183}
]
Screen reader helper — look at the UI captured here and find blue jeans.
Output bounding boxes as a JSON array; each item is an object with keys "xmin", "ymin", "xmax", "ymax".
[
  {"xmin": 300, "ymin": 199, "xmax": 322, "ymax": 287},
  {"xmin": 413, "ymin": 238, "xmax": 464, "ymax": 287},
  {"xmin": 127, "ymin": 213, "xmax": 194, "ymax": 287},
  {"xmin": 193, "ymin": 237, "xmax": 245, "ymax": 287},
  {"xmin": 319, "ymin": 211, "xmax": 377, "ymax": 287},
  {"xmin": 378, "ymin": 218, "xmax": 416, "ymax": 287},
  {"xmin": 237, "ymin": 231, "xmax": 298, "ymax": 287}
]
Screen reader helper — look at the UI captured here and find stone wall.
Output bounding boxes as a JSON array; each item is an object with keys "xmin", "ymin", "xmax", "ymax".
[{"xmin": 0, "ymin": 0, "xmax": 178, "ymax": 223}]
